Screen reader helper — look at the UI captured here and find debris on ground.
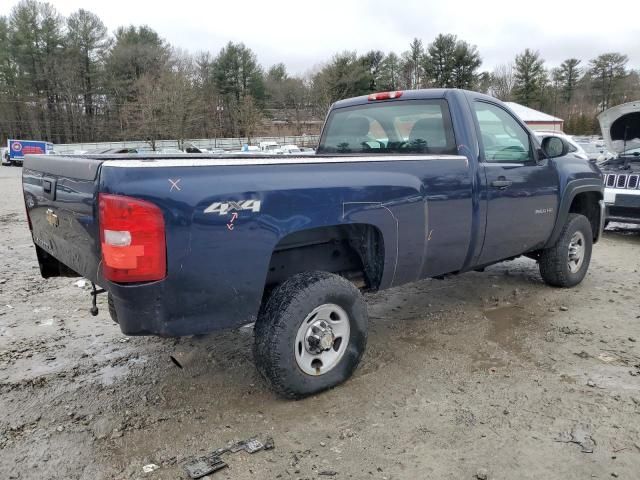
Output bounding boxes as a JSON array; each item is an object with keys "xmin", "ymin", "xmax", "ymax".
[
  {"xmin": 229, "ymin": 437, "xmax": 274, "ymax": 453},
  {"xmin": 142, "ymin": 463, "xmax": 160, "ymax": 473},
  {"xmin": 183, "ymin": 455, "xmax": 227, "ymax": 479},
  {"xmin": 559, "ymin": 326, "xmax": 590, "ymax": 335},
  {"xmin": 555, "ymin": 424, "xmax": 596, "ymax": 453},
  {"xmin": 183, "ymin": 436, "xmax": 275, "ymax": 478},
  {"xmin": 475, "ymin": 468, "xmax": 489, "ymax": 480},
  {"xmin": 597, "ymin": 353, "xmax": 618, "ymax": 363}
]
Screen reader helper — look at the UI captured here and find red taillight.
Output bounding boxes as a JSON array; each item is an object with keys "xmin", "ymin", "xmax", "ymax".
[
  {"xmin": 99, "ymin": 194, "xmax": 166, "ymax": 283},
  {"xmin": 367, "ymin": 91, "xmax": 403, "ymax": 101}
]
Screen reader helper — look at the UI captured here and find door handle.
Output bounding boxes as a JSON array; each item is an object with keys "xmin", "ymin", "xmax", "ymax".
[{"xmin": 491, "ymin": 179, "xmax": 512, "ymax": 189}]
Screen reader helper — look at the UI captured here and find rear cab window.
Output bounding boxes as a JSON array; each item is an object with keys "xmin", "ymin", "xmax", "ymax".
[{"xmin": 317, "ymin": 100, "xmax": 457, "ymax": 155}]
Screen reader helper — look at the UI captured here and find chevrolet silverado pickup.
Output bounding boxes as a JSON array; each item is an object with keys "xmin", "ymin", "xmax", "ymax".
[{"xmin": 22, "ymin": 89, "xmax": 605, "ymax": 398}]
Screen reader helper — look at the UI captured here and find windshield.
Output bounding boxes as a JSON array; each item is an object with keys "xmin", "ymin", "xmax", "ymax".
[{"xmin": 317, "ymin": 99, "xmax": 457, "ymax": 155}]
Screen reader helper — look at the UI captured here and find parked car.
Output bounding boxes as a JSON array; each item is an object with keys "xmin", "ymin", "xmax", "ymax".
[
  {"xmin": 86, "ymin": 147, "xmax": 139, "ymax": 154},
  {"xmin": 574, "ymin": 140, "xmax": 615, "ymax": 162},
  {"xmin": 598, "ymin": 100, "xmax": 640, "ymax": 225},
  {"xmin": 534, "ymin": 131, "xmax": 589, "ymax": 161},
  {"xmin": 1, "ymin": 147, "xmax": 9, "ymax": 166},
  {"xmin": 279, "ymin": 144, "xmax": 302, "ymax": 154},
  {"xmin": 258, "ymin": 141, "xmax": 281, "ymax": 153},
  {"xmin": 22, "ymin": 89, "xmax": 604, "ymax": 398},
  {"xmin": 137, "ymin": 148, "xmax": 184, "ymax": 155},
  {"xmin": 86, "ymin": 147, "xmax": 185, "ymax": 155},
  {"xmin": 237, "ymin": 145, "xmax": 261, "ymax": 154}
]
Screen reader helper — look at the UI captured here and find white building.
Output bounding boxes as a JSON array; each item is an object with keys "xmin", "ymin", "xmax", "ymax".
[{"xmin": 505, "ymin": 102, "xmax": 564, "ymax": 132}]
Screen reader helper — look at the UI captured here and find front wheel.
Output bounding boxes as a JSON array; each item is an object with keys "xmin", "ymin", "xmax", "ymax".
[
  {"xmin": 253, "ymin": 271, "xmax": 368, "ymax": 399},
  {"xmin": 539, "ymin": 213, "xmax": 593, "ymax": 287}
]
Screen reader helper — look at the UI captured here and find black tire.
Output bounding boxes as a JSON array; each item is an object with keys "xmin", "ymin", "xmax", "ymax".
[
  {"xmin": 539, "ymin": 213, "xmax": 593, "ymax": 288},
  {"xmin": 107, "ymin": 293, "xmax": 118, "ymax": 324},
  {"xmin": 254, "ymin": 271, "xmax": 368, "ymax": 399}
]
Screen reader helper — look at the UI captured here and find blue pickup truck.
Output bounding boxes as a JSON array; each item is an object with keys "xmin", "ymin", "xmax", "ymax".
[{"xmin": 22, "ymin": 89, "xmax": 604, "ymax": 398}]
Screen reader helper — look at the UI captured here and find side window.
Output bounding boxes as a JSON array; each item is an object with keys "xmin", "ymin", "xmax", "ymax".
[{"xmin": 473, "ymin": 102, "xmax": 533, "ymax": 163}]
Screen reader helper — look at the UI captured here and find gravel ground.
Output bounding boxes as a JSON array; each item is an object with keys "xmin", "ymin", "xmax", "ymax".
[{"xmin": 0, "ymin": 165, "xmax": 639, "ymax": 480}]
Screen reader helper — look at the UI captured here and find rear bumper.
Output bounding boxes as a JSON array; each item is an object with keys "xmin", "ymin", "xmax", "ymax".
[
  {"xmin": 107, "ymin": 279, "xmax": 253, "ymax": 337},
  {"xmin": 108, "ymin": 281, "xmax": 172, "ymax": 336}
]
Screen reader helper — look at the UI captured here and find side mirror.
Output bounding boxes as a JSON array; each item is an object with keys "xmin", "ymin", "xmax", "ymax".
[{"xmin": 541, "ymin": 136, "xmax": 568, "ymax": 159}]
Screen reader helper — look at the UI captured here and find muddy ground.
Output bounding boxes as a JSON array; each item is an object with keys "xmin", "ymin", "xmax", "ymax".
[{"xmin": 0, "ymin": 165, "xmax": 639, "ymax": 480}]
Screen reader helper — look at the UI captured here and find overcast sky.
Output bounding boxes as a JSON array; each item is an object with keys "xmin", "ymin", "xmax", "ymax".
[{"xmin": 9, "ymin": 0, "xmax": 640, "ymax": 75}]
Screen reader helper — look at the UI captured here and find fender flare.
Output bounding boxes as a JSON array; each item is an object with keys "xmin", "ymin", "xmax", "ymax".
[{"xmin": 545, "ymin": 178, "xmax": 603, "ymax": 248}]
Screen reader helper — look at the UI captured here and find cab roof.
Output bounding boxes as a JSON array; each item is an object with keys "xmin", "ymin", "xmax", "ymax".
[{"xmin": 330, "ymin": 88, "xmax": 496, "ymax": 110}]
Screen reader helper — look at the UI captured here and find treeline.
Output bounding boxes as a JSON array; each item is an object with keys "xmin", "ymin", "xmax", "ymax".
[{"xmin": 1, "ymin": 0, "xmax": 639, "ymax": 146}]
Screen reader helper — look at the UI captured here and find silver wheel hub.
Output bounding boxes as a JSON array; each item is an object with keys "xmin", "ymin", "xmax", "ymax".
[
  {"xmin": 568, "ymin": 231, "xmax": 585, "ymax": 273},
  {"xmin": 295, "ymin": 304, "xmax": 350, "ymax": 376},
  {"xmin": 306, "ymin": 321, "xmax": 335, "ymax": 353}
]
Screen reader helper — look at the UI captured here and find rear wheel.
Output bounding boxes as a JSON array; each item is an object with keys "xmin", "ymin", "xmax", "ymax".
[
  {"xmin": 254, "ymin": 271, "xmax": 368, "ymax": 399},
  {"xmin": 539, "ymin": 213, "xmax": 593, "ymax": 287}
]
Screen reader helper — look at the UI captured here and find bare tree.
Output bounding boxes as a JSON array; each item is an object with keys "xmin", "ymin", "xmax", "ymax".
[{"xmin": 490, "ymin": 63, "xmax": 515, "ymax": 101}]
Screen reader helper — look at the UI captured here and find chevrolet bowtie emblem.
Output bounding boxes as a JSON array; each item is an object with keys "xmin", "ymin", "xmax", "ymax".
[{"xmin": 46, "ymin": 208, "xmax": 59, "ymax": 227}]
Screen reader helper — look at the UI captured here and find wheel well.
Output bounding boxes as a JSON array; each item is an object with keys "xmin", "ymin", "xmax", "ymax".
[
  {"xmin": 569, "ymin": 191, "xmax": 602, "ymax": 240},
  {"xmin": 265, "ymin": 224, "xmax": 385, "ymax": 292}
]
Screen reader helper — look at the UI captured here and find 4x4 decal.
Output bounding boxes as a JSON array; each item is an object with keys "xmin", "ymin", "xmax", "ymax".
[{"xmin": 204, "ymin": 200, "xmax": 261, "ymax": 216}]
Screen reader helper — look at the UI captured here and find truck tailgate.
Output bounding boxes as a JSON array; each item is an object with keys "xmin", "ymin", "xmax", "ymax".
[{"xmin": 23, "ymin": 154, "xmax": 104, "ymax": 282}]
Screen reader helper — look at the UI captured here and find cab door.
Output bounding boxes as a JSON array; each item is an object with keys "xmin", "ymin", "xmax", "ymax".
[{"xmin": 472, "ymin": 100, "xmax": 560, "ymax": 265}]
